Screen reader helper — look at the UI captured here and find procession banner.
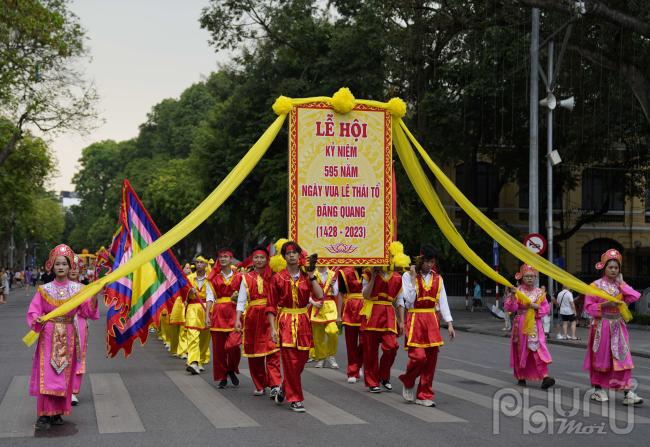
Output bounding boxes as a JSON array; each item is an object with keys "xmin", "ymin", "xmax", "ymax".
[{"xmin": 289, "ymin": 102, "xmax": 393, "ymax": 266}]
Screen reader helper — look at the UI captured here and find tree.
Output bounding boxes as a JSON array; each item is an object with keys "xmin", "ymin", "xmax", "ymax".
[{"xmin": 0, "ymin": 0, "xmax": 98, "ymax": 165}]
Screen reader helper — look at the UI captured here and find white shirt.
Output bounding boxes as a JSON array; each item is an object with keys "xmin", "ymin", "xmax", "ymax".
[
  {"xmin": 362, "ymin": 272, "xmax": 405, "ymax": 308},
  {"xmin": 557, "ymin": 289, "xmax": 575, "ymax": 315},
  {"xmin": 204, "ymin": 271, "xmax": 228, "ymax": 302},
  {"xmin": 401, "ymin": 271, "xmax": 453, "ymax": 323},
  {"xmin": 236, "ymin": 275, "xmax": 249, "ymax": 312}
]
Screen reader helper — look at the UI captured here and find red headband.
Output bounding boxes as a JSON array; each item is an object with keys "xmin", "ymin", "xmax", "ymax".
[
  {"xmin": 251, "ymin": 249, "xmax": 268, "ymax": 258},
  {"xmin": 218, "ymin": 250, "xmax": 234, "ymax": 257},
  {"xmin": 283, "ymin": 243, "xmax": 299, "ymax": 253}
]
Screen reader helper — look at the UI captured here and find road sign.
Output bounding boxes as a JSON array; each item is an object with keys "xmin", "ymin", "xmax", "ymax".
[{"xmin": 523, "ymin": 233, "xmax": 547, "ymax": 255}]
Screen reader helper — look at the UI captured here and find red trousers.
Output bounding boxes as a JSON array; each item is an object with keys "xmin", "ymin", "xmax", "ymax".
[
  {"xmin": 398, "ymin": 347, "xmax": 439, "ymax": 400},
  {"xmin": 248, "ymin": 351, "xmax": 281, "ymax": 391},
  {"xmin": 344, "ymin": 325, "xmax": 363, "ymax": 378},
  {"xmin": 362, "ymin": 330, "xmax": 398, "ymax": 388},
  {"xmin": 211, "ymin": 331, "xmax": 241, "ymax": 381},
  {"xmin": 280, "ymin": 348, "xmax": 309, "ymax": 403}
]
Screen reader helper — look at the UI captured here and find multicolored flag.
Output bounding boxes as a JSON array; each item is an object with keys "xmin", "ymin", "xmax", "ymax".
[{"xmin": 105, "ymin": 179, "xmax": 189, "ymax": 357}]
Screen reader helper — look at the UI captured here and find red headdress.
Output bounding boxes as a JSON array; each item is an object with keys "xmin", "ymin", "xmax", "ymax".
[
  {"xmin": 45, "ymin": 244, "xmax": 75, "ymax": 272},
  {"xmin": 514, "ymin": 264, "xmax": 538, "ymax": 280},
  {"xmin": 595, "ymin": 249, "xmax": 623, "ymax": 270}
]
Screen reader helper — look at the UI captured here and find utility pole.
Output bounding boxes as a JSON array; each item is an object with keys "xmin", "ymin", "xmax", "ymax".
[
  {"xmin": 529, "ymin": 8, "xmax": 540, "ymax": 234},
  {"xmin": 546, "ymin": 41, "xmax": 555, "ymax": 299}
]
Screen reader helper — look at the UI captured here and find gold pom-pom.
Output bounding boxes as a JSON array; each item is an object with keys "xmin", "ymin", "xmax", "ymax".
[
  {"xmin": 392, "ymin": 253, "xmax": 411, "ymax": 269},
  {"xmin": 274, "ymin": 238, "xmax": 289, "ymax": 255},
  {"xmin": 272, "ymin": 96, "xmax": 293, "ymax": 116},
  {"xmin": 329, "ymin": 87, "xmax": 356, "ymax": 114},
  {"xmin": 269, "ymin": 255, "xmax": 286, "ymax": 273},
  {"xmin": 389, "ymin": 241, "xmax": 404, "ymax": 256},
  {"xmin": 386, "ymin": 97, "xmax": 407, "ymax": 118}
]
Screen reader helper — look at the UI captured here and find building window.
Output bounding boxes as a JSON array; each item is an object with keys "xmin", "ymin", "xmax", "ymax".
[
  {"xmin": 455, "ymin": 162, "xmax": 499, "ymax": 212},
  {"xmin": 581, "ymin": 167, "xmax": 625, "ymax": 222},
  {"xmin": 581, "ymin": 238, "xmax": 623, "ymax": 274}
]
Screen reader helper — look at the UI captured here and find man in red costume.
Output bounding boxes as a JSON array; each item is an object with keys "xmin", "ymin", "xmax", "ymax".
[
  {"xmin": 207, "ymin": 248, "xmax": 242, "ymax": 388},
  {"xmin": 361, "ymin": 266, "xmax": 405, "ymax": 393},
  {"xmin": 339, "ymin": 267, "xmax": 365, "ymax": 383},
  {"xmin": 399, "ymin": 244, "xmax": 455, "ymax": 407},
  {"xmin": 268, "ymin": 241, "xmax": 323, "ymax": 412},
  {"xmin": 234, "ymin": 247, "xmax": 281, "ymax": 396}
]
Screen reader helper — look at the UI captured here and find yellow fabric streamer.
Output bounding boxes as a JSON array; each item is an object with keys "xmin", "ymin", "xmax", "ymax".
[
  {"xmin": 22, "ymin": 114, "xmax": 287, "ymax": 346},
  {"xmin": 391, "ymin": 122, "xmax": 537, "ymax": 335},
  {"xmin": 397, "ymin": 120, "xmax": 632, "ymax": 322}
]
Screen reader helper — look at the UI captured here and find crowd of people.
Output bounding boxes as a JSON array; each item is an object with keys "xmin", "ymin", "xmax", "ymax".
[{"xmin": 25, "ymin": 241, "xmax": 643, "ymax": 431}]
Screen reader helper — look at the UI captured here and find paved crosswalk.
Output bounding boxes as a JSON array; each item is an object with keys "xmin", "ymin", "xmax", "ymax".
[{"xmin": 1, "ymin": 363, "xmax": 648, "ymax": 438}]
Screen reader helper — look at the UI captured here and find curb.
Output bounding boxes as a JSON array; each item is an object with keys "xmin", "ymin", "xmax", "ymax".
[{"xmin": 452, "ymin": 325, "xmax": 650, "ymax": 360}]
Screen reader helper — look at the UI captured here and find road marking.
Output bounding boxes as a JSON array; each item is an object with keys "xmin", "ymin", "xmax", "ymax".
[
  {"xmin": 239, "ymin": 370, "xmax": 366, "ymax": 425},
  {"xmin": 0, "ymin": 376, "xmax": 34, "ymax": 438},
  {"xmin": 566, "ymin": 371, "xmax": 650, "ymax": 392},
  {"xmin": 165, "ymin": 371, "xmax": 259, "ymax": 429},
  {"xmin": 90, "ymin": 373, "xmax": 145, "ymax": 434},
  {"xmin": 307, "ymin": 367, "xmax": 466, "ymax": 423},
  {"xmin": 442, "ymin": 369, "xmax": 650, "ymax": 424}
]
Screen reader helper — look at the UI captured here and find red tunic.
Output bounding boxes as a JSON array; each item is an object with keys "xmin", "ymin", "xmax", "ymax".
[
  {"xmin": 340, "ymin": 267, "xmax": 364, "ymax": 326},
  {"xmin": 360, "ymin": 271, "xmax": 402, "ymax": 333},
  {"xmin": 269, "ymin": 270, "xmax": 313, "ymax": 350},
  {"xmin": 405, "ymin": 273, "xmax": 444, "ymax": 348},
  {"xmin": 241, "ymin": 271, "xmax": 279, "ymax": 357},
  {"xmin": 208, "ymin": 269, "xmax": 242, "ymax": 332}
]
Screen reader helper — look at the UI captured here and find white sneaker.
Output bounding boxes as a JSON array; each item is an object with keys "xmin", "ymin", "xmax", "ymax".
[
  {"xmin": 314, "ymin": 359, "xmax": 325, "ymax": 368},
  {"xmin": 254, "ymin": 389, "xmax": 265, "ymax": 396},
  {"xmin": 186, "ymin": 363, "xmax": 200, "ymax": 375},
  {"xmin": 347, "ymin": 377, "xmax": 357, "ymax": 384},
  {"xmin": 71, "ymin": 394, "xmax": 79, "ymax": 406},
  {"xmin": 327, "ymin": 356, "xmax": 339, "ymax": 369},
  {"xmin": 402, "ymin": 387, "xmax": 415, "ymax": 402},
  {"xmin": 198, "ymin": 365, "xmax": 205, "ymax": 372},
  {"xmin": 181, "ymin": 353, "xmax": 188, "ymax": 360},
  {"xmin": 623, "ymin": 391, "xmax": 643, "ymax": 406},
  {"xmin": 556, "ymin": 334, "xmax": 566, "ymax": 340},
  {"xmin": 165, "ymin": 343, "xmax": 171, "ymax": 351},
  {"xmin": 590, "ymin": 389, "xmax": 609, "ymax": 402},
  {"xmin": 415, "ymin": 399, "xmax": 436, "ymax": 407}
]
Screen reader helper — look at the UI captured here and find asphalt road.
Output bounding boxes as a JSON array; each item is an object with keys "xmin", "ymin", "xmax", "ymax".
[{"xmin": 1, "ymin": 287, "xmax": 649, "ymax": 446}]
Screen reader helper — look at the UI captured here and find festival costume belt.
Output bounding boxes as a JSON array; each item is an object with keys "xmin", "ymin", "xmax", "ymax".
[
  {"xmin": 49, "ymin": 316, "xmax": 74, "ymax": 324},
  {"xmin": 247, "ymin": 298, "xmax": 267, "ymax": 307},
  {"xmin": 359, "ymin": 297, "xmax": 394, "ymax": 319},
  {"xmin": 215, "ymin": 297, "xmax": 233, "ymax": 304},
  {"xmin": 600, "ymin": 313, "xmax": 622, "ymax": 321},
  {"xmin": 408, "ymin": 308, "xmax": 436, "ymax": 313},
  {"xmin": 344, "ymin": 293, "xmax": 363, "ymax": 301},
  {"xmin": 279, "ymin": 307, "xmax": 309, "ymax": 315}
]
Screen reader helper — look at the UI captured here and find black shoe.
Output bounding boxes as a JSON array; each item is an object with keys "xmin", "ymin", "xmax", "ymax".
[
  {"xmin": 517, "ymin": 379, "xmax": 526, "ymax": 386},
  {"xmin": 35, "ymin": 416, "xmax": 50, "ymax": 431},
  {"xmin": 381, "ymin": 380, "xmax": 393, "ymax": 391},
  {"xmin": 50, "ymin": 415, "xmax": 64, "ymax": 426},
  {"xmin": 228, "ymin": 371, "xmax": 240, "ymax": 387},
  {"xmin": 541, "ymin": 377, "xmax": 555, "ymax": 390},
  {"xmin": 217, "ymin": 379, "xmax": 227, "ymax": 389},
  {"xmin": 269, "ymin": 386, "xmax": 280, "ymax": 400},
  {"xmin": 274, "ymin": 388, "xmax": 285, "ymax": 405},
  {"xmin": 289, "ymin": 401, "xmax": 306, "ymax": 412},
  {"xmin": 369, "ymin": 386, "xmax": 382, "ymax": 393}
]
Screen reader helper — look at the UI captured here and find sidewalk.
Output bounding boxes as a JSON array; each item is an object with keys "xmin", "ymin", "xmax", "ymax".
[{"xmin": 451, "ymin": 308, "xmax": 650, "ymax": 359}]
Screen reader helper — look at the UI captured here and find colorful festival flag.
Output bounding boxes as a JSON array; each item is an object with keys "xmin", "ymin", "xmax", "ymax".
[{"xmin": 105, "ymin": 179, "xmax": 189, "ymax": 357}]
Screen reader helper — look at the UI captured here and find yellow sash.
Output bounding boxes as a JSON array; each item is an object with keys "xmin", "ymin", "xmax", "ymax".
[
  {"xmin": 215, "ymin": 297, "xmax": 232, "ymax": 304},
  {"xmin": 359, "ymin": 299, "xmax": 393, "ymax": 319}
]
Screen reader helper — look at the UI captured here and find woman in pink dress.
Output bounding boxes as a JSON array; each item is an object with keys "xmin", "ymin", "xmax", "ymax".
[
  {"xmin": 27, "ymin": 244, "xmax": 98, "ymax": 430},
  {"xmin": 69, "ymin": 255, "xmax": 100, "ymax": 406},
  {"xmin": 583, "ymin": 249, "xmax": 643, "ymax": 405},
  {"xmin": 504, "ymin": 264, "xmax": 555, "ymax": 389}
]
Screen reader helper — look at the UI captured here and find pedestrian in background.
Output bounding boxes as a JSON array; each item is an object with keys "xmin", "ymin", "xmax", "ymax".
[
  {"xmin": 556, "ymin": 285, "xmax": 577, "ymax": 340},
  {"xmin": 471, "ymin": 279, "xmax": 482, "ymax": 312}
]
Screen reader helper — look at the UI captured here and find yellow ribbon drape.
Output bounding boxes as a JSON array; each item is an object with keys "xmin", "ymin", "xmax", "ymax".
[
  {"xmin": 22, "ymin": 114, "xmax": 287, "ymax": 346},
  {"xmin": 392, "ymin": 121, "xmax": 537, "ymax": 335},
  {"xmin": 396, "ymin": 120, "xmax": 632, "ymax": 323}
]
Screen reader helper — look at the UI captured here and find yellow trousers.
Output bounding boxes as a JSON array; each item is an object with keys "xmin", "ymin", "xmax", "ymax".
[
  {"xmin": 159, "ymin": 314, "xmax": 170, "ymax": 344},
  {"xmin": 312, "ymin": 322, "xmax": 339, "ymax": 360},
  {"xmin": 186, "ymin": 328, "xmax": 211, "ymax": 365},
  {"xmin": 176, "ymin": 326, "xmax": 189, "ymax": 356},
  {"xmin": 167, "ymin": 324, "xmax": 180, "ymax": 354}
]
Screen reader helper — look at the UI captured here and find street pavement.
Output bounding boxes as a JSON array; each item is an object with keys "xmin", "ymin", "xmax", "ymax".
[{"xmin": 1, "ymin": 287, "xmax": 650, "ymax": 446}]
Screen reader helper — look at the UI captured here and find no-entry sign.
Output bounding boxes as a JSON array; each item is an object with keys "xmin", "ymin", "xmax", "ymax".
[{"xmin": 523, "ymin": 233, "xmax": 547, "ymax": 255}]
